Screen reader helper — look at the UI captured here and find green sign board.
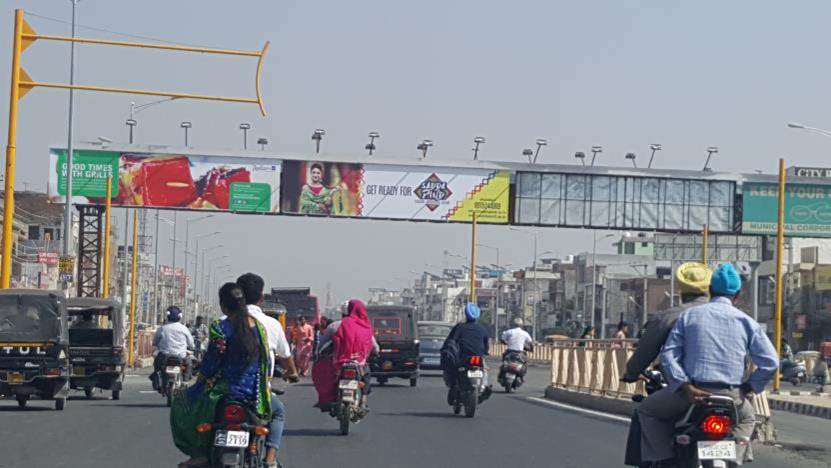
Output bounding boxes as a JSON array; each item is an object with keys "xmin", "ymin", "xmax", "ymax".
[
  {"xmin": 229, "ymin": 182, "xmax": 271, "ymax": 213},
  {"xmin": 55, "ymin": 150, "xmax": 119, "ymax": 197},
  {"xmin": 742, "ymin": 182, "xmax": 831, "ymax": 237}
]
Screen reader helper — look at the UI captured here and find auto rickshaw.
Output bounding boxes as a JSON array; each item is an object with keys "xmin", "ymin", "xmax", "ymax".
[
  {"xmin": 66, "ymin": 297, "xmax": 125, "ymax": 400},
  {"xmin": 0, "ymin": 289, "xmax": 70, "ymax": 410},
  {"xmin": 367, "ymin": 305, "xmax": 420, "ymax": 387}
]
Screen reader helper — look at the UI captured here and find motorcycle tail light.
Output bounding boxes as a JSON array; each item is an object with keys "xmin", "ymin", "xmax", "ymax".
[
  {"xmin": 700, "ymin": 414, "xmax": 732, "ymax": 437},
  {"xmin": 195, "ymin": 423, "xmax": 212, "ymax": 433},
  {"xmin": 223, "ymin": 404, "xmax": 247, "ymax": 424},
  {"xmin": 341, "ymin": 368, "xmax": 358, "ymax": 379},
  {"xmin": 253, "ymin": 426, "xmax": 270, "ymax": 436},
  {"xmin": 45, "ymin": 368, "xmax": 61, "ymax": 376},
  {"xmin": 469, "ymin": 356, "xmax": 481, "ymax": 366}
]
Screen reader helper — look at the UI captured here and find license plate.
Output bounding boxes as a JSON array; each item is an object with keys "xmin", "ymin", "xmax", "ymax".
[
  {"xmin": 382, "ymin": 361, "xmax": 393, "ymax": 370},
  {"xmin": 73, "ymin": 367, "xmax": 86, "ymax": 376},
  {"xmin": 697, "ymin": 440, "xmax": 736, "ymax": 460},
  {"xmin": 8, "ymin": 372, "xmax": 23, "ymax": 384},
  {"xmin": 339, "ymin": 380, "xmax": 359, "ymax": 390},
  {"xmin": 165, "ymin": 366, "xmax": 181, "ymax": 374},
  {"xmin": 214, "ymin": 430, "xmax": 249, "ymax": 448},
  {"xmin": 467, "ymin": 370, "xmax": 484, "ymax": 378}
]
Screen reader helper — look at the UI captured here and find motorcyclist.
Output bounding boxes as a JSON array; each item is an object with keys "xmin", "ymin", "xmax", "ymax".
[
  {"xmin": 150, "ymin": 306, "xmax": 194, "ymax": 390},
  {"xmin": 442, "ymin": 303, "xmax": 492, "ymax": 404},
  {"xmin": 622, "ymin": 262, "xmax": 711, "ymax": 465},
  {"xmin": 499, "ymin": 317, "xmax": 533, "ymax": 383},
  {"xmin": 635, "ymin": 264, "xmax": 778, "ymax": 466}
]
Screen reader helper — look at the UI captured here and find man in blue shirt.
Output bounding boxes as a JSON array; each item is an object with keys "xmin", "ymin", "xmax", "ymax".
[{"xmin": 636, "ymin": 263, "xmax": 778, "ymax": 464}]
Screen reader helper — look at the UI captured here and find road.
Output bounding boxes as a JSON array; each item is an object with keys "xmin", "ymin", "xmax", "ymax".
[{"xmin": 0, "ymin": 368, "xmax": 828, "ymax": 468}]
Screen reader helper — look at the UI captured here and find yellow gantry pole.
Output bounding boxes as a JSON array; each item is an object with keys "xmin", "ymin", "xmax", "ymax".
[
  {"xmin": 101, "ymin": 176, "xmax": 112, "ymax": 297},
  {"xmin": 21, "ymin": 34, "xmax": 262, "ymax": 57},
  {"xmin": 773, "ymin": 158, "xmax": 786, "ymax": 391},
  {"xmin": 127, "ymin": 210, "xmax": 139, "ymax": 367},
  {"xmin": 1, "ymin": 10, "xmax": 24, "ymax": 289},
  {"xmin": 702, "ymin": 224, "xmax": 709, "ymax": 266},
  {"xmin": 469, "ymin": 213, "xmax": 477, "ymax": 303}
]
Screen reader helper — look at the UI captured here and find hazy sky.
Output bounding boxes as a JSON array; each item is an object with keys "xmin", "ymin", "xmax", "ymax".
[{"xmin": 2, "ymin": 1, "xmax": 830, "ymax": 304}]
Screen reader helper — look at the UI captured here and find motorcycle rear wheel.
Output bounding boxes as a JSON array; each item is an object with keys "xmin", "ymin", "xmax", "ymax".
[
  {"xmin": 464, "ymin": 389, "xmax": 478, "ymax": 418},
  {"xmin": 339, "ymin": 405, "xmax": 351, "ymax": 435},
  {"xmin": 166, "ymin": 382, "xmax": 174, "ymax": 407}
]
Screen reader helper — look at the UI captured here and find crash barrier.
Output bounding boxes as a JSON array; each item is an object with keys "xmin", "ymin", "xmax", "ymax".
[
  {"xmin": 490, "ymin": 338, "xmax": 636, "ymax": 363},
  {"xmin": 136, "ymin": 330, "xmax": 155, "ymax": 360},
  {"xmin": 543, "ymin": 343, "xmax": 774, "ymax": 440}
]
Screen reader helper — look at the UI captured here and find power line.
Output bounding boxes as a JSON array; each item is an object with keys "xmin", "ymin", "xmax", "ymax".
[{"xmin": 25, "ymin": 11, "xmax": 226, "ymax": 50}]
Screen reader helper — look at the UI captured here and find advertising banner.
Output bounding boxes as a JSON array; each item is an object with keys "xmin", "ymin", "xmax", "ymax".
[
  {"xmin": 48, "ymin": 149, "xmax": 281, "ymax": 213},
  {"xmin": 280, "ymin": 160, "xmax": 509, "ymax": 223},
  {"xmin": 742, "ymin": 182, "xmax": 831, "ymax": 237}
]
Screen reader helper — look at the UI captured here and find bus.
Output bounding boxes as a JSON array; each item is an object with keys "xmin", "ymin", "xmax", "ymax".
[{"xmin": 264, "ymin": 287, "xmax": 320, "ymax": 336}]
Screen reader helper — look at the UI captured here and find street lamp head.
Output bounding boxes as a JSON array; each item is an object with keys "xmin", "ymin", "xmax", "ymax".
[
  {"xmin": 787, "ymin": 122, "xmax": 805, "ymax": 129},
  {"xmin": 312, "ymin": 129, "xmax": 326, "ymax": 140},
  {"xmin": 706, "ymin": 146, "xmax": 719, "ymax": 154},
  {"xmin": 422, "ymin": 139, "xmax": 433, "ymax": 147},
  {"xmin": 474, "ymin": 136, "xmax": 486, "ymax": 144},
  {"xmin": 126, "ymin": 118, "xmax": 137, "ymax": 127},
  {"xmin": 180, "ymin": 121, "xmax": 192, "ymax": 129},
  {"xmin": 574, "ymin": 151, "xmax": 585, "ymax": 160},
  {"xmin": 625, "ymin": 152, "xmax": 637, "ymax": 161},
  {"xmin": 650, "ymin": 143, "xmax": 662, "ymax": 151},
  {"xmin": 522, "ymin": 149, "xmax": 534, "ymax": 157},
  {"xmin": 536, "ymin": 138, "xmax": 548, "ymax": 147},
  {"xmin": 239, "ymin": 123, "xmax": 251, "ymax": 131},
  {"xmin": 369, "ymin": 131, "xmax": 380, "ymax": 139},
  {"xmin": 591, "ymin": 145, "xmax": 603, "ymax": 153}
]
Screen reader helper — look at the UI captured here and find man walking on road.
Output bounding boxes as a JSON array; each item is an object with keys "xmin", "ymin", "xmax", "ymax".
[{"xmin": 636, "ymin": 264, "xmax": 778, "ymax": 465}]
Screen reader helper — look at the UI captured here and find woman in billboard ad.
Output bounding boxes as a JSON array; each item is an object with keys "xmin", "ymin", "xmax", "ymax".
[{"xmin": 281, "ymin": 161, "xmax": 362, "ymax": 216}]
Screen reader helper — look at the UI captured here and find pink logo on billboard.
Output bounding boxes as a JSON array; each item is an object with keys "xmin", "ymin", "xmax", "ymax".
[{"xmin": 414, "ymin": 173, "xmax": 452, "ymax": 211}]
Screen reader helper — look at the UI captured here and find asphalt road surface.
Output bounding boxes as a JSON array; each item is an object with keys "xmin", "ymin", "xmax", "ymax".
[{"xmin": 1, "ymin": 368, "xmax": 828, "ymax": 468}]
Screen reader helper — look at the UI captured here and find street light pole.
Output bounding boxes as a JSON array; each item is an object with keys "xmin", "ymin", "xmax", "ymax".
[
  {"xmin": 240, "ymin": 123, "xmax": 251, "ymax": 149},
  {"xmin": 63, "ymin": 0, "xmax": 80, "ymax": 261},
  {"xmin": 592, "ymin": 232, "xmax": 615, "ymax": 338},
  {"xmin": 473, "ymin": 137, "xmax": 485, "ymax": 160},
  {"xmin": 180, "ymin": 121, "xmax": 191, "ymax": 146},
  {"xmin": 153, "ymin": 210, "xmax": 160, "ymax": 326},
  {"xmin": 312, "ymin": 129, "xmax": 325, "ymax": 154},
  {"xmin": 366, "ymin": 131, "xmax": 380, "ymax": 155},
  {"xmin": 648, "ymin": 144, "xmax": 662, "ymax": 169},
  {"xmin": 534, "ymin": 139, "xmax": 547, "ymax": 164}
]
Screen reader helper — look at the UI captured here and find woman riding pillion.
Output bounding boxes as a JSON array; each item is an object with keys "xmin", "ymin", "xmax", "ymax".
[{"xmin": 170, "ymin": 283, "xmax": 295, "ymax": 468}]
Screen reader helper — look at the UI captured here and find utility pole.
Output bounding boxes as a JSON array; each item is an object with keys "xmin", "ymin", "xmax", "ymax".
[{"xmin": 62, "ymin": 0, "xmax": 79, "ymax": 270}]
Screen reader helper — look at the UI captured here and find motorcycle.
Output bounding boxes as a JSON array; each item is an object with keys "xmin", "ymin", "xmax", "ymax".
[
  {"xmin": 632, "ymin": 371, "xmax": 744, "ymax": 468},
  {"xmin": 158, "ymin": 355, "xmax": 189, "ymax": 407},
  {"xmin": 780, "ymin": 358, "xmax": 807, "ymax": 386},
  {"xmin": 498, "ymin": 351, "xmax": 527, "ymax": 393},
  {"xmin": 449, "ymin": 355, "xmax": 490, "ymax": 418},
  {"xmin": 330, "ymin": 361, "xmax": 369, "ymax": 435},
  {"xmin": 196, "ymin": 398, "xmax": 272, "ymax": 468}
]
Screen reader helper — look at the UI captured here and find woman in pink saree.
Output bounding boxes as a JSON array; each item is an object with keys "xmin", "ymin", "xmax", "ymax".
[
  {"xmin": 312, "ymin": 299, "xmax": 376, "ymax": 409},
  {"xmin": 292, "ymin": 317, "xmax": 314, "ymax": 376}
]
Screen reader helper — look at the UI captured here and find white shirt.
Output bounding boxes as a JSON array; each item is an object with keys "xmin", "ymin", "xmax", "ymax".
[
  {"xmin": 247, "ymin": 304, "xmax": 291, "ymax": 376},
  {"xmin": 501, "ymin": 327, "xmax": 533, "ymax": 352},
  {"xmin": 152, "ymin": 322, "xmax": 194, "ymax": 358}
]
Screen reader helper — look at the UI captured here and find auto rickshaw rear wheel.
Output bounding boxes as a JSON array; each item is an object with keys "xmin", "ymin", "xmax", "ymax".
[
  {"xmin": 16, "ymin": 395, "xmax": 27, "ymax": 408},
  {"xmin": 55, "ymin": 397, "xmax": 66, "ymax": 411}
]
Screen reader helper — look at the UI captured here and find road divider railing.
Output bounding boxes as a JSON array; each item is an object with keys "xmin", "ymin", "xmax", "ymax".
[
  {"xmin": 136, "ymin": 330, "xmax": 155, "ymax": 360},
  {"xmin": 490, "ymin": 338, "xmax": 636, "ymax": 364}
]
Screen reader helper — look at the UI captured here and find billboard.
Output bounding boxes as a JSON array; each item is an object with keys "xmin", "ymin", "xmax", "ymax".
[
  {"xmin": 48, "ymin": 149, "xmax": 281, "ymax": 213},
  {"xmin": 742, "ymin": 182, "xmax": 831, "ymax": 237},
  {"xmin": 280, "ymin": 160, "xmax": 509, "ymax": 223},
  {"xmin": 515, "ymin": 172, "xmax": 737, "ymax": 233}
]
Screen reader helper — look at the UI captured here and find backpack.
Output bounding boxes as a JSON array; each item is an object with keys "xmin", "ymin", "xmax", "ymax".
[{"xmin": 440, "ymin": 324, "xmax": 461, "ymax": 372}]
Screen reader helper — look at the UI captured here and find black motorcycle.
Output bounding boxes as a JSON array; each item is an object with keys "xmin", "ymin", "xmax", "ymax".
[
  {"xmin": 197, "ymin": 398, "xmax": 272, "ymax": 468},
  {"xmin": 156, "ymin": 355, "xmax": 190, "ymax": 407},
  {"xmin": 632, "ymin": 371, "xmax": 742, "ymax": 468},
  {"xmin": 498, "ymin": 350, "xmax": 527, "ymax": 393},
  {"xmin": 329, "ymin": 361, "xmax": 369, "ymax": 435},
  {"xmin": 449, "ymin": 356, "xmax": 490, "ymax": 418}
]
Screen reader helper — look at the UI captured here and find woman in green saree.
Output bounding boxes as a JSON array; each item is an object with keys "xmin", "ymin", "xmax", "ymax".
[{"xmin": 299, "ymin": 163, "xmax": 338, "ymax": 215}]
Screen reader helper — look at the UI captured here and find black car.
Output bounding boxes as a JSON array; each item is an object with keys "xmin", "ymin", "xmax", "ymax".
[
  {"xmin": 367, "ymin": 305, "xmax": 419, "ymax": 387},
  {"xmin": 417, "ymin": 321, "xmax": 454, "ymax": 370},
  {"xmin": 0, "ymin": 289, "xmax": 70, "ymax": 410}
]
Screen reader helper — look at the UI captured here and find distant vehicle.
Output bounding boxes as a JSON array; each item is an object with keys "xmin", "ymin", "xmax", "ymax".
[
  {"xmin": 367, "ymin": 305, "xmax": 419, "ymax": 386},
  {"xmin": 66, "ymin": 298, "xmax": 125, "ymax": 400},
  {"xmin": 417, "ymin": 321, "xmax": 454, "ymax": 370},
  {"xmin": 0, "ymin": 289, "xmax": 70, "ymax": 410},
  {"xmin": 264, "ymin": 287, "xmax": 319, "ymax": 336}
]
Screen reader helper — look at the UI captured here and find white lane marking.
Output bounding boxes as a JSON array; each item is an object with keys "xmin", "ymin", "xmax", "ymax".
[{"xmin": 526, "ymin": 397, "xmax": 630, "ymax": 423}]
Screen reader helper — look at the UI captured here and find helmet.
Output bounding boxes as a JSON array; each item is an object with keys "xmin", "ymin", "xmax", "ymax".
[
  {"xmin": 166, "ymin": 306, "xmax": 182, "ymax": 322},
  {"xmin": 676, "ymin": 262, "xmax": 712, "ymax": 296},
  {"xmin": 512, "ymin": 317, "xmax": 524, "ymax": 327}
]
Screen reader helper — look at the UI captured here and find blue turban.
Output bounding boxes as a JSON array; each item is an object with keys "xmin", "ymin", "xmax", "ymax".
[
  {"xmin": 711, "ymin": 263, "xmax": 742, "ymax": 296},
  {"xmin": 464, "ymin": 303, "xmax": 481, "ymax": 322}
]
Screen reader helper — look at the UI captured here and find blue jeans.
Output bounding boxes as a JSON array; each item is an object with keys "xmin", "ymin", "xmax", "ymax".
[{"xmin": 265, "ymin": 396, "xmax": 285, "ymax": 450}]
